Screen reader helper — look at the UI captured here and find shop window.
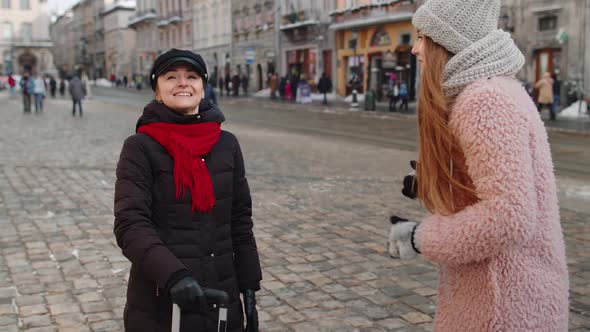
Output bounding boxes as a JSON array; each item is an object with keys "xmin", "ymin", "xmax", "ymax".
[
  {"xmin": 371, "ymin": 27, "xmax": 391, "ymax": 47},
  {"xmin": 401, "ymin": 33, "xmax": 411, "ymax": 45},
  {"xmin": 539, "ymin": 16, "xmax": 557, "ymax": 31}
]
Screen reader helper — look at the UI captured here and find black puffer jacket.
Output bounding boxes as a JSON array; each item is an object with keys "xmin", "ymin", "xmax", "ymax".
[{"xmin": 114, "ymin": 100, "xmax": 262, "ymax": 332}]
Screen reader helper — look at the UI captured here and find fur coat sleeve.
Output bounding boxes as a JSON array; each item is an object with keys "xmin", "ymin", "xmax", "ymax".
[{"xmin": 415, "ymin": 79, "xmax": 539, "ymax": 265}]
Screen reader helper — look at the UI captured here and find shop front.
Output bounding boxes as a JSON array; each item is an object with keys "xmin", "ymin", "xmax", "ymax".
[{"xmin": 333, "ymin": 20, "xmax": 417, "ymax": 100}]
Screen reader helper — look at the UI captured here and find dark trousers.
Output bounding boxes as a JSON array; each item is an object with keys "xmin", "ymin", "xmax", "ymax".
[
  {"xmin": 72, "ymin": 99, "xmax": 83, "ymax": 116},
  {"xmin": 322, "ymin": 93, "xmax": 328, "ymax": 105},
  {"xmin": 22, "ymin": 94, "xmax": 31, "ymax": 112},
  {"xmin": 389, "ymin": 96, "xmax": 398, "ymax": 111},
  {"xmin": 399, "ymin": 96, "xmax": 408, "ymax": 112}
]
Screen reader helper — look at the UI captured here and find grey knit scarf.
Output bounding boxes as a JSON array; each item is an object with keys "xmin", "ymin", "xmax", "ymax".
[{"xmin": 443, "ymin": 29, "xmax": 525, "ymax": 96}]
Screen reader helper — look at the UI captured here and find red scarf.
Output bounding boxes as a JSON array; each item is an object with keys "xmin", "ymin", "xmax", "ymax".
[{"xmin": 138, "ymin": 122, "xmax": 221, "ymax": 213}]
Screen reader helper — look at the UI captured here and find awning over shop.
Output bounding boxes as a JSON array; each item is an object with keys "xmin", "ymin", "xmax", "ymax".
[{"xmin": 329, "ymin": 12, "xmax": 413, "ymax": 31}]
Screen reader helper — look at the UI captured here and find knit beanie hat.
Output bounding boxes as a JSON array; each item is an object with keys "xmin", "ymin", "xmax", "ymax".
[
  {"xmin": 412, "ymin": 0, "xmax": 501, "ymax": 55},
  {"xmin": 412, "ymin": 0, "xmax": 525, "ymax": 96}
]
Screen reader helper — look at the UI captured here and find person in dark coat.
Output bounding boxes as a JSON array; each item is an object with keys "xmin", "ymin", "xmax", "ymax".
[
  {"xmin": 224, "ymin": 73, "xmax": 231, "ymax": 97},
  {"xmin": 69, "ymin": 76, "xmax": 86, "ymax": 117},
  {"xmin": 59, "ymin": 79, "xmax": 66, "ymax": 97},
  {"xmin": 114, "ymin": 49, "xmax": 262, "ymax": 332},
  {"xmin": 317, "ymin": 72, "xmax": 333, "ymax": 105},
  {"xmin": 49, "ymin": 76, "xmax": 57, "ymax": 98}
]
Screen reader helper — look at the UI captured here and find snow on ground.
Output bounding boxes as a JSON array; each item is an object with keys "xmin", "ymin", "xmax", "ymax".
[{"xmin": 559, "ymin": 101, "xmax": 589, "ymax": 119}]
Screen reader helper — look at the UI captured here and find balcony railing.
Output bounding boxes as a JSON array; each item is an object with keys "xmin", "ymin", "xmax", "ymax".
[
  {"xmin": 128, "ymin": 9, "xmax": 158, "ymax": 28},
  {"xmin": 157, "ymin": 10, "xmax": 182, "ymax": 27},
  {"xmin": 280, "ymin": 10, "xmax": 319, "ymax": 31}
]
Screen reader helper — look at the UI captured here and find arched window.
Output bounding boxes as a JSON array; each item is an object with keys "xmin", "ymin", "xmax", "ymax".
[{"xmin": 370, "ymin": 26, "xmax": 391, "ymax": 47}]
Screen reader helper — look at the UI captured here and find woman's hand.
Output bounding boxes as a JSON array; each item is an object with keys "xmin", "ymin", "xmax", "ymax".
[
  {"xmin": 169, "ymin": 276, "xmax": 206, "ymax": 311},
  {"xmin": 243, "ymin": 289, "xmax": 259, "ymax": 332},
  {"xmin": 388, "ymin": 215, "xmax": 420, "ymax": 260}
]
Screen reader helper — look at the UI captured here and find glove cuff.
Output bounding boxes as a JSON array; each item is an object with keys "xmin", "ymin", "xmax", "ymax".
[
  {"xmin": 165, "ymin": 269, "xmax": 192, "ymax": 295},
  {"xmin": 411, "ymin": 224, "xmax": 421, "ymax": 254}
]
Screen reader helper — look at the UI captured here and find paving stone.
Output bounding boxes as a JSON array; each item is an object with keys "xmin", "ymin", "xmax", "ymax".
[
  {"xmin": 401, "ymin": 311, "xmax": 433, "ymax": 325},
  {"xmin": 22, "ymin": 314, "xmax": 52, "ymax": 328},
  {"xmin": 48, "ymin": 303, "xmax": 80, "ymax": 316},
  {"xmin": 19, "ymin": 304, "xmax": 48, "ymax": 317},
  {"xmin": 0, "ymin": 93, "xmax": 588, "ymax": 331}
]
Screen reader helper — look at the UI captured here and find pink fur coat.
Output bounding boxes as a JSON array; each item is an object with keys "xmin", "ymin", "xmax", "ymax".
[{"xmin": 415, "ymin": 76, "xmax": 569, "ymax": 331}]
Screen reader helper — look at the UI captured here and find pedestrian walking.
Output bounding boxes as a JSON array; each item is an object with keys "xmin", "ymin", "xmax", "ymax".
[
  {"xmin": 123, "ymin": 75, "xmax": 128, "ymax": 88},
  {"xmin": 317, "ymin": 72, "xmax": 332, "ymax": 105},
  {"xmin": 204, "ymin": 82, "xmax": 218, "ymax": 106},
  {"xmin": 278, "ymin": 76, "xmax": 287, "ymax": 100},
  {"xmin": 7, "ymin": 73, "xmax": 16, "ymax": 98},
  {"xmin": 388, "ymin": 80, "xmax": 399, "ymax": 111},
  {"xmin": 19, "ymin": 73, "xmax": 34, "ymax": 113},
  {"xmin": 398, "ymin": 81, "xmax": 409, "ymax": 112},
  {"xmin": 284, "ymin": 80, "xmax": 292, "ymax": 101},
  {"xmin": 535, "ymin": 72, "xmax": 555, "ymax": 120},
  {"xmin": 232, "ymin": 73, "xmax": 240, "ymax": 97},
  {"xmin": 114, "ymin": 49, "xmax": 262, "ymax": 332},
  {"xmin": 59, "ymin": 79, "xmax": 66, "ymax": 98},
  {"xmin": 32, "ymin": 74, "xmax": 46, "ymax": 113},
  {"xmin": 218, "ymin": 76, "xmax": 224, "ymax": 97},
  {"xmin": 49, "ymin": 76, "xmax": 57, "ymax": 98},
  {"xmin": 69, "ymin": 76, "xmax": 86, "ymax": 117},
  {"xmin": 241, "ymin": 73, "xmax": 249, "ymax": 96},
  {"xmin": 82, "ymin": 72, "xmax": 92, "ymax": 99},
  {"xmin": 224, "ymin": 73, "xmax": 231, "ymax": 97},
  {"xmin": 552, "ymin": 73, "xmax": 561, "ymax": 119},
  {"xmin": 387, "ymin": 0, "xmax": 569, "ymax": 331},
  {"xmin": 269, "ymin": 73, "xmax": 279, "ymax": 100}
]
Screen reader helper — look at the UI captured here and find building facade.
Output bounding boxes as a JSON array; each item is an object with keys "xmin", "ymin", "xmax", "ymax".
[
  {"xmin": 330, "ymin": 0, "xmax": 418, "ymax": 99},
  {"xmin": 50, "ymin": 10, "xmax": 75, "ymax": 77},
  {"xmin": 128, "ymin": 0, "xmax": 159, "ymax": 78},
  {"xmin": 102, "ymin": 1, "xmax": 136, "ymax": 80},
  {"xmin": 157, "ymin": 0, "xmax": 193, "ymax": 52},
  {"xmin": 278, "ymin": 0, "xmax": 336, "ymax": 87},
  {"xmin": 501, "ymin": 0, "xmax": 590, "ymax": 98},
  {"xmin": 231, "ymin": 0, "xmax": 277, "ymax": 93},
  {"xmin": 0, "ymin": 0, "xmax": 54, "ymax": 75},
  {"xmin": 192, "ymin": 0, "xmax": 232, "ymax": 88}
]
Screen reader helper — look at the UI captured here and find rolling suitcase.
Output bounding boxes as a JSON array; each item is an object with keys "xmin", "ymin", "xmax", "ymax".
[{"xmin": 171, "ymin": 288, "xmax": 230, "ymax": 332}]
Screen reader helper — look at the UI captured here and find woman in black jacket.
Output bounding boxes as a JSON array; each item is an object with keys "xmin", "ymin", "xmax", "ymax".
[{"xmin": 114, "ymin": 49, "xmax": 262, "ymax": 332}]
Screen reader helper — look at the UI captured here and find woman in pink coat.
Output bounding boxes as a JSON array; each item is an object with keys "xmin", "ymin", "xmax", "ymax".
[{"xmin": 387, "ymin": 0, "xmax": 569, "ymax": 331}]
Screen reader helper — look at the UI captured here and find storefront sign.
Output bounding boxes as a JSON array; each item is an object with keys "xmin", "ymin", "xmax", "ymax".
[
  {"xmin": 245, "ymin": 49, "xmax": 256, "ymax": 64},
  {"xmin": 382, "ymin": 51, "xmax": 397, "ymax": 69}
]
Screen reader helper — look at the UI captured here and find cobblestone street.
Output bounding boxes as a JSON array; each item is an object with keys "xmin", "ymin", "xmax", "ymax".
[{"xmin": 0, "ymin": 90, "xmax": 588, "ymax": 331}]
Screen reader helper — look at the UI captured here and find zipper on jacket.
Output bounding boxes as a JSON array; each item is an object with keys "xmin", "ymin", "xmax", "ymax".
[{"xmin": 156, "ymin": 283, "xmax": 159, "ymax": 297}]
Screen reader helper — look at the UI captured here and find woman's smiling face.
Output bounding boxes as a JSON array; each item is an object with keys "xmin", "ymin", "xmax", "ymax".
[{"xmin": 155, "ymin": 64, "xmax": 204, "ymax": 115}]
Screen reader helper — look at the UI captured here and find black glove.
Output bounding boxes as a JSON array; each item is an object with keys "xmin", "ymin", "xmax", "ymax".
[
  {"xmin": 243, "ymin": 289, "xmax": 259, "ymax": 332},
  {"xmin": 402, "ymin": 160, "xmax": 418, "ymax": 199},
  {"xmin": 169, "ymin": 276, "xmax": 206, "ymax": 311}
]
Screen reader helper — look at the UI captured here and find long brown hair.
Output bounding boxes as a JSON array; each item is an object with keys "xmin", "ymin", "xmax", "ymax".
[{"xmin": 416, "ymin": 37, "xmax": 479, "ymax": 215}]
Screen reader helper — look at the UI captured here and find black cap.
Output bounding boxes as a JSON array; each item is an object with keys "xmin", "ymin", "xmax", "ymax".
[{"xmin": 150, "ymin": 48, "xmax": 208, "ymax": 90}]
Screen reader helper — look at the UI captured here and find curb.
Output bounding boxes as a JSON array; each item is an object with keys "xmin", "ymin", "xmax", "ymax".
[{"xmin": 249, "ymin": 96, "xmax": 590, "ymax": 136}]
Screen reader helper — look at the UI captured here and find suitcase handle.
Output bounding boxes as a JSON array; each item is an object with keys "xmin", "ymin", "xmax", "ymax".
[{"xmin": 171, "ymin": 288, "xmax": 230, "ymax": 332}]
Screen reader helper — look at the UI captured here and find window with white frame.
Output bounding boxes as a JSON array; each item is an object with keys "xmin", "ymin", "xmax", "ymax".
[
  {"xmin": 2, "ymin": 22, "xmax": 12, "ymax": 40},
  {"xmin": 19, "ymin": 0, "xmax": 29, "ymax": 10},
  {"xmin": 1, "ymin": 0, "xmax": 10, "ymax": 9},
  {"xmin": 21, "ymin": 22, "xmax": 32, "ymax": 41}
]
